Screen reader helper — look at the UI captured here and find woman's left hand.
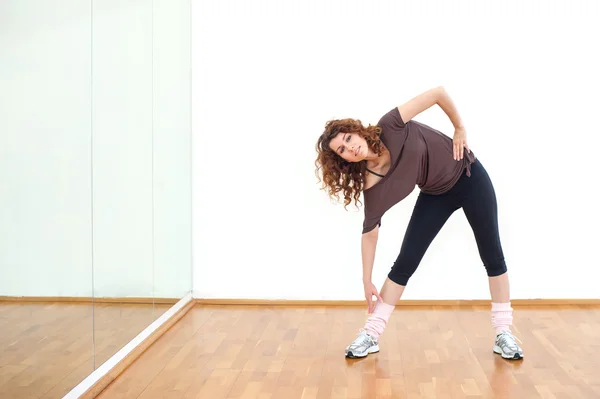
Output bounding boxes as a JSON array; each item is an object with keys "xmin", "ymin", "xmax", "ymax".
[{"xmin": 453, "ymin": 126, "xmax": 470, "ymax": 161}]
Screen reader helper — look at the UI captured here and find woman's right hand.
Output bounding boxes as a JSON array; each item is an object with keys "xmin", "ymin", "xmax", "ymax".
[{"xmin": 363, "ymin": 281, "xmax": 383, "ymax": 314}]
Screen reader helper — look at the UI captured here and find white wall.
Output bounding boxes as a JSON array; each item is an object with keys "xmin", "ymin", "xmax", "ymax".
[
  {"xmin": 0, "ymin": 0, "xmax": 192, "ymax": 299},
  {"xmin": 192, "ymin": 1, "xmax": 600, "ymax": 300}
]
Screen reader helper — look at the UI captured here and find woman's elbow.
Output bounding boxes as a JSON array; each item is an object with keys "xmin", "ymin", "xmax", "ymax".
[{"xmin": 362, "ymin": 226, "xmax": 379, "ymax": 239}]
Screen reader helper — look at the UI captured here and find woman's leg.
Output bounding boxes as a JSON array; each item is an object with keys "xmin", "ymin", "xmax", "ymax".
[
  {"xmin": 345, "ymin": 192, "xmax": 457, "ymax": 358},
  {"xmin": 489, "ymin": 272, "xmax": 510, "ymax": 303},
  {"xmin": 358, "ymin": 278, "xmax": 405, "ymax": 345},
  {"xmin": 380, "ymin": 276, "xmax": 407, "ymax": 304},
  {"xmin": 461, "ymin": 161, "xmax": 523, "ymax": 359}
]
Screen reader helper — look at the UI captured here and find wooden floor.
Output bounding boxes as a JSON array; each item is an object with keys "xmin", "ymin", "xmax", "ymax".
[
  {"xmin": 0, "ymin": 301, "xmax": 171, "ymax": 398},
  {"xmin": 97, "ymin": 304, "xmax": 600, "ymax": 398}
]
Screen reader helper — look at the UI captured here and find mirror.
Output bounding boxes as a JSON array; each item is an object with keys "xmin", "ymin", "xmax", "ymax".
[
  {"xmin": 0, "ymin": 2, "xmax": 95, "ymax": 397},
  {"xmin": 90, "ymin": 0, "xmax": 192, "ymax": 369},
  {"xmin": 89, "ymin": 0, "xmax": 158, "ymax": 368},
  {"xmin": 0, "ymin": 0, "xmax": 191, "ymax": 396}
]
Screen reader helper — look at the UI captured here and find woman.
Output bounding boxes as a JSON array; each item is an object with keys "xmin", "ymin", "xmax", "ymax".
[{"xmin": 314, "ymin": 86, "xmax": 523, "ymax": 360}]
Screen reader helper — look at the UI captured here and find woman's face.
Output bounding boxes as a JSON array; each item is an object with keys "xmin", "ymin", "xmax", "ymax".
[{"xmin": 328, "ymin": 132, "xmax": 368, "ymax": 163}]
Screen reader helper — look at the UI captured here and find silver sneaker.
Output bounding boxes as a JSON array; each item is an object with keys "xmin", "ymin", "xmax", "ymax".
[
  {"xmin": 494, "ymin": 331, "xmax": 523, "ymax": 360},
  {"xmin": 345, "ymin": 329, "xmax": 379, "ymax": 358}
]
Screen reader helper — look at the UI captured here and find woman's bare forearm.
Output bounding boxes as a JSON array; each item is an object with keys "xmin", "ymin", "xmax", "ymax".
[
  {"xmin": 361, "ymin": 231, "xmax": 378, "ymax": 283},
  {"xmin": 435, "ymin": 87, "xmax": 465, "ymax": 129}
]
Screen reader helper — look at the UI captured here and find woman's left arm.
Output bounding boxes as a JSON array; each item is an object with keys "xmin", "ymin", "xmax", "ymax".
[{"xmin": 397, "ymin": 86, "xmax": 470, "ymax": 161}]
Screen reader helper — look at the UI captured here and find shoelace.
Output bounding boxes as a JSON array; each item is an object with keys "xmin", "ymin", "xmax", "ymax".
[
  {"xmin": 497, "ymin": 331, "xmax": 523, "ymax": 350},
  {"xmin": 351, "ymin": 329, "xmax": 372, "ymax": 347}
]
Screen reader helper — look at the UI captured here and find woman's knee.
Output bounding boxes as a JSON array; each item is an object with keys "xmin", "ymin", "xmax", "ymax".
[
  {"xmin": 387, "ymin": 266, "xmax": 412, "ymax": 286},
  {"xmin": 485, "ymin": 260, "xmax": 507, "ymax": 277}
]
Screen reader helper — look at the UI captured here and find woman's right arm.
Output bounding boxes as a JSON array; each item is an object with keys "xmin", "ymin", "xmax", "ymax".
[
  {"xmin": 361, "ymin": 227, "xmax": 379, "ymax": 283},
  {"xmin": 361, "ymin": 227, "xmax": 383, "ymax": 312}
]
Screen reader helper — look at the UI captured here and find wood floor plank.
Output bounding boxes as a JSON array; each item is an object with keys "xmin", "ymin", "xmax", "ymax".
[
  {"xmin": 0, "ymin": 301, "xmax": 172, "ymax": 398},
  {"xmin": 98, "ymin": 304, "xmax": 600, "ymax": 399}
]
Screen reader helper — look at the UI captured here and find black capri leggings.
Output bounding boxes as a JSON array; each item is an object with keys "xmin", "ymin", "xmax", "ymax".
[{"xmin": 388, "ymin": 159, "xmax": 507, "ymax": 286}]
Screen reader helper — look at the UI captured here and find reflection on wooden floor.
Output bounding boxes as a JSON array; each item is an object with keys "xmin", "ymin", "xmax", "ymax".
[
  {"xmin": 0, "ymin": 301, "xmax": 171, "ymax": 398},
  {"xmin": 99, "ymin": 304, "xmax": 600, "ymax": 398}
]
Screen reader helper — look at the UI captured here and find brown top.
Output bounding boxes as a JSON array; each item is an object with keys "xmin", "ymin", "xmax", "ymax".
[{"xmin": 362, "ymin": 107, "xmax": 476, "ymax": 233}]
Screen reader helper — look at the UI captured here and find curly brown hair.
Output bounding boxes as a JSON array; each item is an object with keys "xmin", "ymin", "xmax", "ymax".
[{"xmin": 315, "ymin": 118, "xmax": 384, "ymax": 209}]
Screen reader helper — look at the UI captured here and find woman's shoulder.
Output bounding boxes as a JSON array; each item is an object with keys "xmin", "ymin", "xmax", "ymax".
[{"xmin": 378, "ymin": 107, "xmax": 406, "ymax": 131}]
